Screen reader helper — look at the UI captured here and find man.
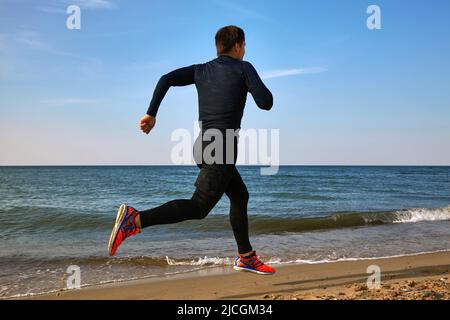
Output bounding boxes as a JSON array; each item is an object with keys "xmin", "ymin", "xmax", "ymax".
[{"xmin": 108, "ymin": 26, "xmax": 276, "ymax": 275}]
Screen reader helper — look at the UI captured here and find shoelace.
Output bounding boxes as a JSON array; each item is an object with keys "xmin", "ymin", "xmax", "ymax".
[
  {"xmin": 122, "ymin": 211, "xmax": 139, "ymax": 236},
  {"xmin": 243, "ymin": 255, "xmax": 264, "ymax": 268}
]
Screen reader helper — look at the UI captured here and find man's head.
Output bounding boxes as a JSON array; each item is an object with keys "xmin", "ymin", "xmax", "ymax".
[{"xmin": 215, "ymin": 25, "xmax": 245, "ymax": 60}]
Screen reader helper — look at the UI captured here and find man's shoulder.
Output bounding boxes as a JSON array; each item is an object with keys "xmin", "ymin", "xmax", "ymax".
[{"xmin": 241, "ymin": 60, "xmax": 255, "ymax": 69}]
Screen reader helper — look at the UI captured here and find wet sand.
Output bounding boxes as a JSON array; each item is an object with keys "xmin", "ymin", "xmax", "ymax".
[{"xmin": 25, "ymin": 251, "xmax": 450, "ymax": 300}]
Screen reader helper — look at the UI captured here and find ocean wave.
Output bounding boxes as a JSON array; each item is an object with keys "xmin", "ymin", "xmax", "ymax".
[
  {"xmin": 245, "ymin": 205, "xmax": 450, "ymax": 234},
  {"xmin": 2, "ymin": 205, "xmax": 449, "ymax": 235},
  {"xmin": 391, "ymin": 206, "xmax": 450, "ymax": 223}
]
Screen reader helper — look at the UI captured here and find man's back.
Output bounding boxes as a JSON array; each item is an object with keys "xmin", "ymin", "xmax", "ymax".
[
  {"xmin": 195, "ymin": 55, "xmax": 248, "ymax": 130},
  {"xmin": 146, "ymin": 55, "xmax": 273, "ymax": 130}
]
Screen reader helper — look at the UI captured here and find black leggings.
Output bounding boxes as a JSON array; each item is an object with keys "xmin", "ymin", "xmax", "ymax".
[{"xmin": 139, "ymin": 133, "xmax": 253, "ymax": 254}]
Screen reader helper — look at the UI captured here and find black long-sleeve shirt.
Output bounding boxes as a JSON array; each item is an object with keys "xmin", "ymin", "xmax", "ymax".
[{"xmin": 146, "ymin": 55, "xmax": 273, "ymax": 130}]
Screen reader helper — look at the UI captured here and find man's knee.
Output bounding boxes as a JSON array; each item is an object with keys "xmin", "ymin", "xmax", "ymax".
[
  {"xmin": 241, "ymin": 189, "xmax": 249, "ymax": 204},
  {"xmin": 236, "ymin": 189, "xmax": 249, "ymax": 207},
  {"xmin": 229, "ymin": 188, "xmax": 249, "ymax": 206}
]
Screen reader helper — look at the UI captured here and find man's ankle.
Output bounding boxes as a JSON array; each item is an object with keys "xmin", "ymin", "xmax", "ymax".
[
  {"xmin": 239, "ymin": 250, "xmax": 255, "ymax": 258},
  {"xmin": 134, "ymin": 213, "xmax": 142, "ymax": 229}
]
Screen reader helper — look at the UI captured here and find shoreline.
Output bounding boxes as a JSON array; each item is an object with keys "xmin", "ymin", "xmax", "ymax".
[{"xmin": 20, "ymin": 251, "xmax": 450, "ymax": 300}]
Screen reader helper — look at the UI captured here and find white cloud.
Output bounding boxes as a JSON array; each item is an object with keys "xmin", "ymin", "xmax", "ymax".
[
  {"xmin": 0, "ymin": 28, "xmax": 103, "ymax": 82},
  {"xmin": 38, "ymin": 6, "xmax": 66, "ymax": 14},
  {"xmin": 40, "ymin": 0, "xmax": 116, "ymax": 13},
  {"xmin": 15, "ymin": 31, "xmax": 49, "ymax": 50},
  {"xmin": 68, "ymin": 0, "xmax": 116, "ymax": 10},
  {"xmin": 261, "ymin": 67, "xmax": 327, "ymax": 79},
  {"xmin": 41, "ymin": 98, "xmax": 98, "ymax": 107},
  {"xmin": 0, "ymin": 30, "xmax": 50, "ymax": 52},
  {"xmin": 0, "ymin": 29, "xmax": 103, "ymax": 64}
]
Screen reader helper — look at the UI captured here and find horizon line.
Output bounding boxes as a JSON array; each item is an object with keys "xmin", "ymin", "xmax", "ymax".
[{"xmin": 0, "ymin": 164, "xmax": 449, "ymax": 167}]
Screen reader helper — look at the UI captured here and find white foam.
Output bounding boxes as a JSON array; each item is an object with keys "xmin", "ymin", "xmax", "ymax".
[
  {"xmin": 276, "ymin": 249, "xmax": 450, "ymax": 265},
  {"xmin": 165, "ymin": 255, "xmax": 234, "ymax": 266},
  {"xmin": 392, "ymin": 205, "xmax": 450, "ymax": 223},
  {"xmin": 163, "ymin": 249, "xmax": 450, "ymax": 267}
]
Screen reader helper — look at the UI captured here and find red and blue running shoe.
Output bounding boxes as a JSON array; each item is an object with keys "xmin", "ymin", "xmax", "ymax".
[
  {"xmin": 233, "ymin": 251, "xmax": 276, "ymax": 275},
  {"xmin": 108, "ymin": 204, "xmax": 141, "ymax": 256}
]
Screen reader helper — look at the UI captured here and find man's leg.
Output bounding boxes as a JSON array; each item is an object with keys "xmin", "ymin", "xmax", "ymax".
[
  {"xmin": 226, "ymin": 167, "xmax": 276, "ymax": 274},
  {"xmin": 139, "ymin": 165, "xmax": 232, "ymax": 228},
  {"xmin": 225, "ymin": 167, "xmax": 253, "ymax": 255}
]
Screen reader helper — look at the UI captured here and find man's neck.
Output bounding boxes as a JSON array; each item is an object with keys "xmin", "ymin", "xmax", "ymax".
[{"xmin": 218, "ymin": 54, "xmax": 241, "ymax": 60}]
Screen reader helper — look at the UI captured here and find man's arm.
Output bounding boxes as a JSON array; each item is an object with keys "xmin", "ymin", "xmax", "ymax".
[
  {"xmin": 242, "ymin": 61, "xmax": 273, "ymax": 110},
  {"xmin": 140, "ymin": 65, "xmax": 196, "ymax": 134},
  {"xmin": 146, "ymin": 64, "xmax": 196, "ymax": 117}
]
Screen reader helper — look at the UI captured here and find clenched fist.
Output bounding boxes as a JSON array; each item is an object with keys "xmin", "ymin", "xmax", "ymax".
[{"xmin": 139, "ymin": 114, "xmax": 156, "ymax": 134}]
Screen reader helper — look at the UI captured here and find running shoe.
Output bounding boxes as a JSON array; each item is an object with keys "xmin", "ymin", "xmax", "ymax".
[
  {"xmin": 233, "ymin": 250, "xmax": 276, "ymax": 275},
  {"xmin": 108, "ymin": 204, "xmax": 141, "ymax": 256}
]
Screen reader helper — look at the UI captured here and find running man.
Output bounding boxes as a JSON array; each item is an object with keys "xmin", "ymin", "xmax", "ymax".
[{"xmin": 108, "ymin": 26, "xmax": 276, "ymax": 275}]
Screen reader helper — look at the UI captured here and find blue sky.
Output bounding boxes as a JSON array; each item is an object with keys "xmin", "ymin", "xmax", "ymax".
[{"xmin": 0, "ymin": 0, "xmax": 449, "ymax": 165}]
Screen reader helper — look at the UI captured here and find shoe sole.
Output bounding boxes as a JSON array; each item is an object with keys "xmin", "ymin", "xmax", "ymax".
[
  {"xmin": 108, "ymin": 203, "xmax": 127, "ymax": 256},
  {"xmin": 233, "ymin": 265, "xmax": 275, "ymax": 275}
]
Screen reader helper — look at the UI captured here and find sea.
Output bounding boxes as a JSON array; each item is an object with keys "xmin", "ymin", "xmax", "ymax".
[{"xmin": 0, "ymin": 165, "xmax": 449, "ymax": 298}]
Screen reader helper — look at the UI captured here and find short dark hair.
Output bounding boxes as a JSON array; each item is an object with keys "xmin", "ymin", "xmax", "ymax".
[{"xmin": 215, "ymin": 25, "xmax": 245, "ymax": 55}]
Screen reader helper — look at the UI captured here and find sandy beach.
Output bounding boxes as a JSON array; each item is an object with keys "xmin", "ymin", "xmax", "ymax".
[{"xmin": 23, "ymin": 251, "xmax": 450, "ymax": 300}]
